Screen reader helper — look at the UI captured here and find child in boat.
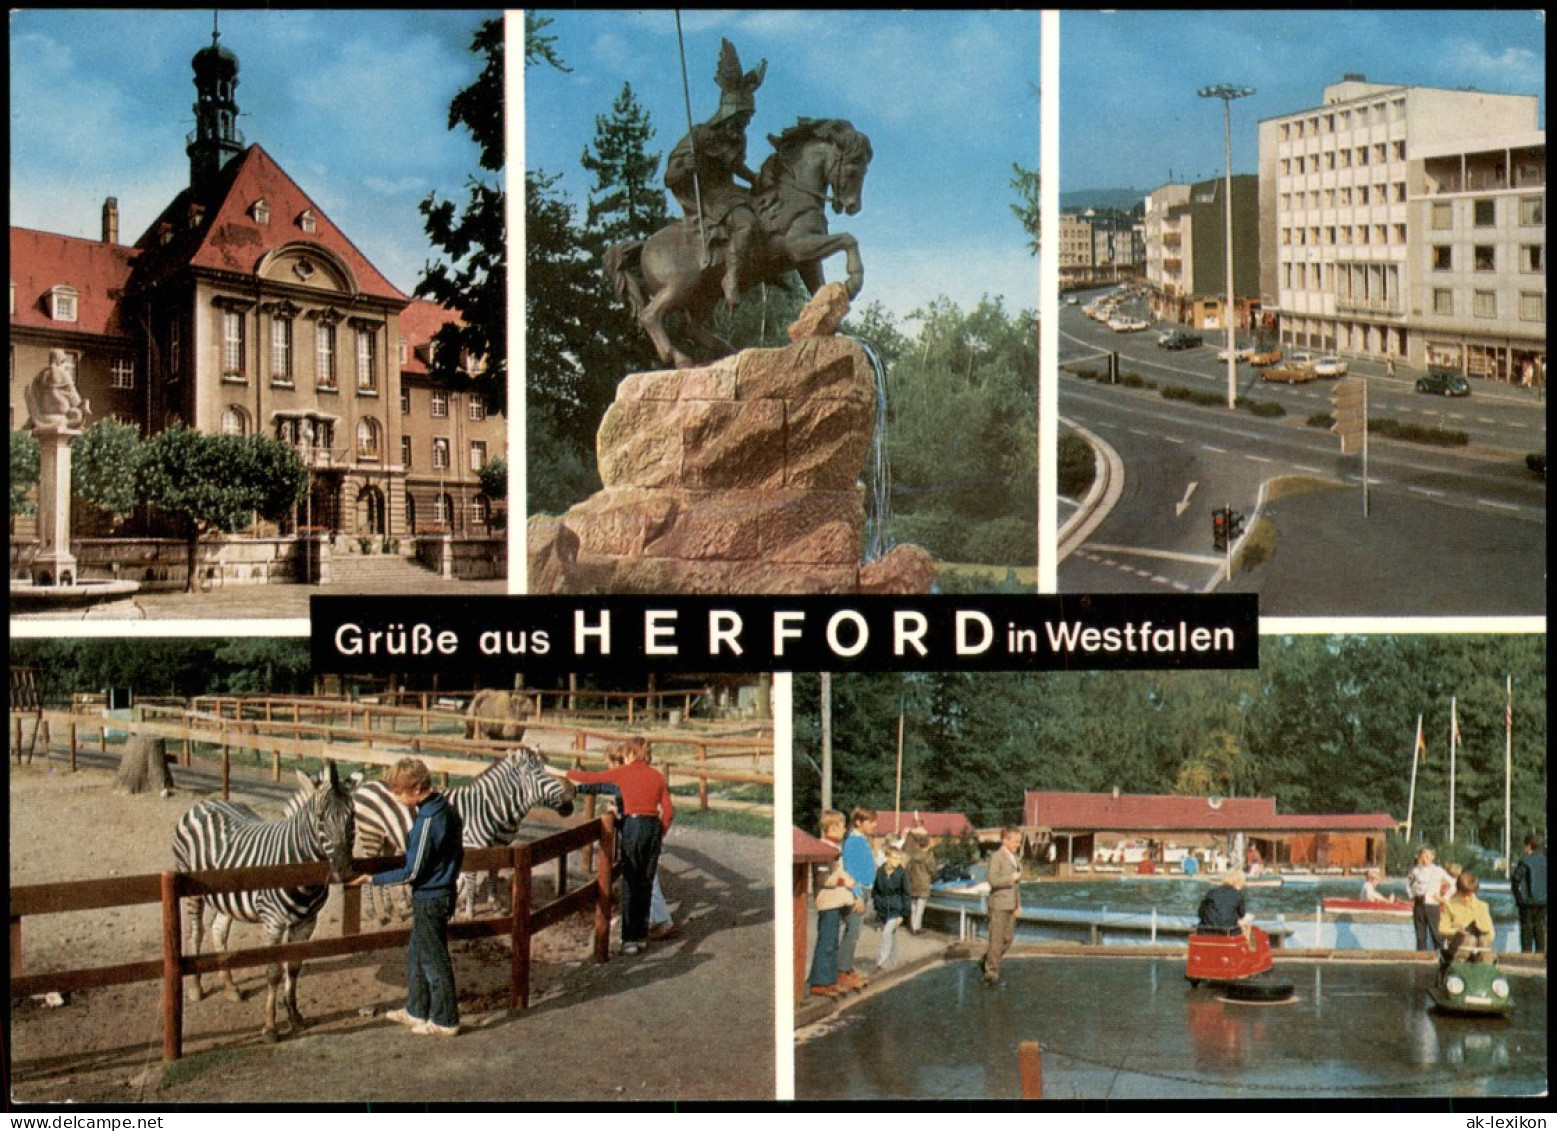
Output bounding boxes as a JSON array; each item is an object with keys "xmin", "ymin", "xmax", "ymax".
[
  {"xmin": 1438, "ymin": 871, "xmax": 1495, "ymax": 967},
  {"xmin": 1359, "ymin": 867, "xmax": 1389, "ymax": 902}
]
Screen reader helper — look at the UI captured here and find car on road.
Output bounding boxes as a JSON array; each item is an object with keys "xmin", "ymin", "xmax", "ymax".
[
  {"xmin": 1312, "ymin": 354, "xmax": 1349, "ymax": 378},
  {"xmin": 1158, "ymin": 330, "xmax": 1203, "ymax": 350},
  {"xmin": 1065, "ymin": 295, "xmax": 1080, "ymax": 305},
  {"xmin": 1416, "ymin": 369, "xmax": 1471, "ymax": 396},
  {"xmin": 1217, "ymin": 345, "xmax": 1256, "ymax": 362},
  {"xmin": 1249, "ymin": 349, "xmax": 1283, "ymax": 367},
  {"xmin": 1108, "ymin": 316, "xmax": 1149, "ymax": 332},
  {"xmin": 1262, "ymin": 362, "xmax": 1317, "ymax": 384}
]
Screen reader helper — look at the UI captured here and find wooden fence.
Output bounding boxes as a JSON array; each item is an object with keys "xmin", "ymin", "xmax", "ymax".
[
  {"xmin": 14, "ymin": 706, "xmax": 773, "ymax": 814},
  {"xmin": 9, "ymin": 816, "xmax": 616, "ymax": 1062}
]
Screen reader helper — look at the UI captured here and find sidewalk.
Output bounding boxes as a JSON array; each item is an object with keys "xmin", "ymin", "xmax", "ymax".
[
  {"xmin": 797, "ymin": 909, "xmax": 963, "ymax": 1027},
  {"xmin": 11, "ymin": 575, "xmax": 509, "ymax": 622}
]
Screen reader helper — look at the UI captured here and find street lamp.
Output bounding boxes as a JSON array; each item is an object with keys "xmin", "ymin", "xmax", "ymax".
[{"xmin": 1199, "ymin": 83, "xmax": 1255, "ymax": 410}]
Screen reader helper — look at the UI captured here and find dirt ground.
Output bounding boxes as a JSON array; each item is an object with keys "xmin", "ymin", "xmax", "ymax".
[{"xmin": 7, "ymin": 760, "xmax": 775, "ymax": 1105}]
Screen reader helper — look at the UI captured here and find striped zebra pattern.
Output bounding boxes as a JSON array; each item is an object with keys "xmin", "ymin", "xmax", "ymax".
[
  {"xmin": 335, "ymin": 748, "xmax": 575, "ymax": 920},
  {"xmin": 173, "ymin": 764, "xmax": 355, "ymax": 1039}
]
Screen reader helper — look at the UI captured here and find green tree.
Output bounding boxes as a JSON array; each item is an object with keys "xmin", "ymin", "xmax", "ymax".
[
  {"xmin": 1010, "ymin": 163, "xmax": 1040, "ymax": 255},
  {"xmin": 135, "ymin": 427, "xmax": 309, "ymax": 592},
  {"xmin": 72, "ymin": 418, "xmax": 143, "ymax": 522},
  {"xmin": 580, "ymin": 84, "xmax": 669, "ymax": 256},
  {"xmin": 10, "ymin": 429, "xmax": 39, "ymax": 516},
  {"xmin": 416, "ymin": 18, "xmax": 505, "ymax": 414},
  {"xmin": 524, "ymin": 12, "xmax": 569, "ymax": 72},
  {"xmin": 476, "ymin": 455, "xmax": 507, "ymax": 501}
]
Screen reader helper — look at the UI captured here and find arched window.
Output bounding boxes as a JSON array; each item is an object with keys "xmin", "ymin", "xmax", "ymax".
[
  {"xmin": 472, "ymin": 494, "xmax": 490, "ymax": 528},
  {"xmin": 356, "ymin": 417, "xmax": 381, "ymax": 460},
  {"xmin": 220, "ymin": 405, "xmax": 248, "ymax": 436},
  {"xmin": 356, "ymin": 485, "xmax": 386, "ymax": 537}
]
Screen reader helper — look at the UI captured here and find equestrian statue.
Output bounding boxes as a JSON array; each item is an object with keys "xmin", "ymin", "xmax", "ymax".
[{"xmin": 604, "ymin": 39, "xmax": 873, "ymax": 368}]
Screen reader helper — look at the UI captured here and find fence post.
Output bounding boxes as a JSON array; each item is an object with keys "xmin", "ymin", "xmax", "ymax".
[
  {"xmin": 510, "ymin": 843, "xmax": 534, "ymax": 1010},
  {"xmin": 10, "ymin": 914, "xmax": 21, "ymax": 977},
  {"xmin": 341, "ymin": 881, "xmax": 361, "ymax": 937},
  {"xmin": 69, "ymin": 723, "xmax": 78, "ymax": 772},
  {"xmin": 161, "ymin": 871, "xmax": 184, "ymax": 1062},
  {"xmin": 1018, "ymin": 1040, "xmax": 1043, "ymax": 1099},
  {"xmin": 221, "ymin": 735, "xmax": 231, "ymax": 801},
  {"xmin": 698, "ymin": 743, "xmax": 709, "ymax": 810},
  {"xmin": 595, "ymin": 814, "xmax": 616, "ymax": 964}
]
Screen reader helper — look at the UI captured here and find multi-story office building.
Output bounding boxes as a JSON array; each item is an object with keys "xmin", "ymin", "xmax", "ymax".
[
  {"xmin": 10, "ymin": 29, "xmax": 505, "ymax": 547},
  {"xmin": 1142, "ymin": 176, "xmax": 1259, "ymax": 329},
  {"xmin": 1258, "ymin": 74, "xmax": 1544, "ymax": 382},
  {"xmin": 1058, "ymin": 212, "xmax": 1095, "ymax": 285}
]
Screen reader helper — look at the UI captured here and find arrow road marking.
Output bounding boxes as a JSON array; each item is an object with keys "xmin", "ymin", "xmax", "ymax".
[{"xmin": 1175, "ymin": 481, "xmax": 1199, "ymax": 517}]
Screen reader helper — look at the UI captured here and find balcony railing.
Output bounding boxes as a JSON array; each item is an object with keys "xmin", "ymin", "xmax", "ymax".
[{"xmin": 1333, "ymin": 294, "xmax": 1404, "ymax": 316}]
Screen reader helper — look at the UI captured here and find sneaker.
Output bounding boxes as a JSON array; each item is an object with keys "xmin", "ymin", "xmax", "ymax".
[
  {"xmin": 810, "ymin": 984, "xmax": 841, "ymax": 998},
  {"xmin": 383, "ymin": 1008, "xmax": 424, "ymax": 1028},
  {"xmin": 412, "ymin": 1020, "xmax": 461, "ymax": 1037},
  {"xmin": 622, "ymin": 941, "xmax": 644, "ymax": 956},
  {"xmin": 647, "ymin": 922, "xmax": 680, "ymax": 941},
  {"xmin": 837, "ymin": 970, "xmax": 868, "ymax": 989}
]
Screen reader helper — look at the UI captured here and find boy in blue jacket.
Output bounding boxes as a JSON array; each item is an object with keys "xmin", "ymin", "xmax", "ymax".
[{"xmin": 350, "ymin": 758, "xmax": 465, "ymax": 1035}]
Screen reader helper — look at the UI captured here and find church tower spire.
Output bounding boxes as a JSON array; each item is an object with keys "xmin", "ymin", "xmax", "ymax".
[{"xmin": 187, "ymin": 13, "xmax": 244, "ymax": 192}]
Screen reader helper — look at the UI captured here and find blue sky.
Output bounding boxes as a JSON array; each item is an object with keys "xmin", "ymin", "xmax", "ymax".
[
  {"xmin": 1060, "ymin": 10, "xmax": 1546, "ymax": 195},
  {"xmin": 9, "ymin": 9, "xmax": 496, "ymax": 294},
  {"xmin": 523, "ymin": 10, "xmax": 1042, "ymax": 324}
]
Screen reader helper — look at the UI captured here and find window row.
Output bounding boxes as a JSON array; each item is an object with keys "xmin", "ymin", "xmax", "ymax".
[
  {"xmin": 1278, "ymin": 98, "xmax": 1405, "ymax": 141},
  {"xmin": 1430, "ymin": 289, "xmax": 1546, "ymax": 322},
  {"xmin": 1281, "ymin": 223, "xmax": 1409, "ymax": 247},
  {"xmin": 221, "ymin": 311, "xmax": 379, "ymax": 391},
  {"xmin": 1279, "ymin": 142, "xmax": 1406, "ymax": 176},
  {"xmin": 1430, "ymin": 244, "xmax": 1545, "ymax": 273},
  {"xmin": 1280, "ymin": 182, "xmax": 1408, "ymax": 212},
  {"xmin": 1430, "ymin": 196, "xmax": 1545, "ymax": 230},
  {"xmin": 398, "ymin": 387, "xmax": 488, "ymax": 420}
]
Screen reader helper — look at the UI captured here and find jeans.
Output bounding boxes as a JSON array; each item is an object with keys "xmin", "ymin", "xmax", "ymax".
[
  {"xmin": 650, "ymin": 873, "xmax": 672, "ymax": 927},
  {"xmin": 619, "ymin": 816, "xmax": 664, "ymax": 943},
  {"xmin": 808, "ymin": 906, "xmax": 842, "ymax": 989},
  {"xmin": 407, "ymin": 892, "xmax": 458, "ymax": 1027},
  {"xmin": 838, "ymin": 895, "xmax": 867, "ymax": 973},
  {"xmin": 876, "ymin": 916, "xmax": 903, "ymax": 969}
]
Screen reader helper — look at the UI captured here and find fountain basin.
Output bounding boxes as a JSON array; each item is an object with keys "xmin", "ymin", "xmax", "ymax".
[{"xmin": 10, "ymin": 579, "xmax": 142, "ymax": 615}]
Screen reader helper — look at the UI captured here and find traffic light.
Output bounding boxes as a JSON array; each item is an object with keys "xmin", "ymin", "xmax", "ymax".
[
  {"xmin": 1227, "ymin": 509, "xmax": 1244, "ymax": 542},
  {"xmin": 1212, "ymin": 507, "xmax": 1229, "ymax": 551},
  {"xmin": 1330, "ymin": 378, "xmax": 1366, "ymax": 453}
]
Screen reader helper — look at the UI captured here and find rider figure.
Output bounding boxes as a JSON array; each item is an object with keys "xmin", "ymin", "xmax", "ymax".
[{"xmin": 664, "ymin": 39, "xmax": 766, "ymax": 307}]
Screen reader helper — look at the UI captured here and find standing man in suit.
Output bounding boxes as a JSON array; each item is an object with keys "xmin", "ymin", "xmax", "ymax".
[{"xmin": 982, "ymin": 827, "xmax": 1024, "ymax": 985}]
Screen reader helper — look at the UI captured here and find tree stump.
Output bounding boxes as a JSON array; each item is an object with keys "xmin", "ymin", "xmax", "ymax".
[{"xmin": 115, "ymin": 735, "xmax": 174, "ymax": 795}]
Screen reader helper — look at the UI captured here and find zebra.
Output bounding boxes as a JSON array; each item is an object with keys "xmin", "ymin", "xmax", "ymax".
[
  {"xmin": 316, "ymin": 747, "xmax": 576, "ymax": 923},
  {"xmin": 172, "ymin": 762, "xmax": 356, "ymax": 1041}
]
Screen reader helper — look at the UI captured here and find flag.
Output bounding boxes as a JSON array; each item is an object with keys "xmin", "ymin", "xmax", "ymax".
[
  {"xmin": 1414, "ymin": 715, "xmax": 1426, "ymax": 761},
  {"xmin": 1506, "ymin": 679, "xmax": 1513, "ymax": 733},
  {"xmin": 1451, "ymin": 703, "xmax": 1461, "ymax": 745}
]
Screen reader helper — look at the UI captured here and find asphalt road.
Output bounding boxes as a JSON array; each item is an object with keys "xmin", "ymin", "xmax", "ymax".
[{"xmin": 1058, "ymin": 288, "xmax": 1546, "ymax": 615}]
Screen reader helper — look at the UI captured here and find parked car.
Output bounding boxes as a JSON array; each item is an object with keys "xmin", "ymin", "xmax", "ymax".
[
  {"xmin": 1249, "ymin": 349, "xmax": 1283, "ymax": 367},
  {"xmin": 1065, "ymin": 295, "xmax": 1080, "ymax": 305},
  {"xmin": 1217, "ymin": 345, "xmax": 1256, "ymax": 362},
  {"xmin": 1109, "ymin": 316, "xmax": 1148, "ymax": 332},
  {"xmin": 1312, "ymin": 354, "xmax": 1349, "ymax": 378},
  {"xmin": 1158, "ymin": 330, "xmax": 1203, "ymax": 350},
  {"xmin": 1262, "ymin": 363, "xmax": 1317, "ymax": 384},
  {"xmin": 1526, "ymin": 452, "xmax": 1546, "ymax": 480},
  {"xmin": 1416, "ymin": 370, "xmax": 1471, "ymax": 396}
]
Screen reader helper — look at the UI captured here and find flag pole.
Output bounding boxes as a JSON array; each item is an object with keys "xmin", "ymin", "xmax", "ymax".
[
  {"xmin": 1405, "ymin": 714, "xmax": 1423, "ymax": 843},
  {"xmin": 893, "ymin": 700, "xmax": 905, "ymax": 833},
  {"xmin": 1504, "ymin": 675, "xmax": 1513, "ymax": 872},
  {"xmin": 1449, "ymin": 696, "xmax": 1458, "ymax": 844}
]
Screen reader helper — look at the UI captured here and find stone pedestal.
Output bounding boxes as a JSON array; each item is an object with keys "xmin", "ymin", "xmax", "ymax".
[{"xmin": 31, "ymin": 424, "xmax": 82, "ymax": 587}]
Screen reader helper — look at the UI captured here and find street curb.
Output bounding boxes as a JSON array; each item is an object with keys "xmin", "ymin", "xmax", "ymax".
[{"xmin": 1057, "ymin": 417, "xmax": 1125, "ymax": 561}]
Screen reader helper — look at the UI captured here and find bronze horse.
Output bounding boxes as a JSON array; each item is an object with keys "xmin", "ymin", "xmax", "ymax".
[{"xmin": 605, "ymin": 118, "xmax": 873, "ymax": 368}]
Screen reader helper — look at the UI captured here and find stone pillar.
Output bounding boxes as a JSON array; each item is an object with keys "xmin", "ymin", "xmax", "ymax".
[{"xmin": 31, "ymin": 424, "xmax": 82, "ymax": 587}]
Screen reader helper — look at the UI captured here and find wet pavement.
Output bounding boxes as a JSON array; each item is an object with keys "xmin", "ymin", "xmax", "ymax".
[{"xmin": 796, "ymin": 954, "xmax": 1546, "ymax": 1100}]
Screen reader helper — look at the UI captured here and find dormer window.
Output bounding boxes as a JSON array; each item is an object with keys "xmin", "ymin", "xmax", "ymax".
[
  {"xmin": 251, "ymin": 199, "xmax": 270, "ymax": 225},
  {"xmin": 158, "ymin": 222, "xmax": 174, "ymax": 246},
  {"xmin": 50, "ymin": 286, "xmax": 78, "ymax": 323},
  {"xmin": 298, "ymin": 209, "xmax": 317, "ymax": 234},
  {"xmin": 187, "ymin": 203, "xmax": 206, "ymax": 230}
]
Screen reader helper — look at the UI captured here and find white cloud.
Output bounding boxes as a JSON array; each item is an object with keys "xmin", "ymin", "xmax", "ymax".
[{"xmin": 1453, "ymin": 42, "xmax": 1544, "ymax": 95}]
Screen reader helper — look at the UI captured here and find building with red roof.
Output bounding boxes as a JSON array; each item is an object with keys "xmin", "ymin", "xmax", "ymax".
[
  {"xmin": 1025, "ymin": 790, "xmax": 1397, "ymax": 873},
  {"xmin": 10, "ymin": 26, "xmax": 503, "ymax": 563}
]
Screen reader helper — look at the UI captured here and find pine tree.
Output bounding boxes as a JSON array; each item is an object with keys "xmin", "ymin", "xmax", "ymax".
[{"xmin": 580, "ymin": 83, "xmax": 670, "ymax": 256}]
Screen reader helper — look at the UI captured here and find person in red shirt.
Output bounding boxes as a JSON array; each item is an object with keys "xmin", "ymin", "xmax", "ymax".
[{"xmin": 565, "ymin": 737, "xmax": 673, "ymax": 955}]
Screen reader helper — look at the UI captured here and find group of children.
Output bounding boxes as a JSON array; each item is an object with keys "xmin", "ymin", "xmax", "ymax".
[{"xmin": 807, "ymin": 806, "xmax": 937, "ymax": 998}]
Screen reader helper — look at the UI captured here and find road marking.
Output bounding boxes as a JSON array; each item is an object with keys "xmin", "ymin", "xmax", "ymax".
[
  {"xmin": 1175, "ymin": 481, "xmax": 1199, "ymax": 517},
  {"xmin": 1163, "ymin": 436, "xmax": 1186, "ymax": 444},
  {"xmin": 1293, "ymin": 465, "xmax": 1324, "ymax": 474},
  {"xmin": 1479, "ymin": 499, "xmax": 1522, "ymax": 511},
  {"xmin": 1086, "ymin": 543, "xmax": 1225, "ymax": 566},
  {"xmin": 1246, "ymin": 455, "xmax": 1273, "ymax": 464},
  {"xmin": 1151, "ymin": 575, "xmax": 1172, "ymax": 586},
  {"xmin": 1133, "ymin": 568, "xmax": 1152, "ymax": 578},
  {"xmin": 1409, "ymin": 487, "xmax": 1447, "ymax": 498},
  {"xmin": 1204, "ymin": 446, "xmax": 1227, "ymax": 454}
]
